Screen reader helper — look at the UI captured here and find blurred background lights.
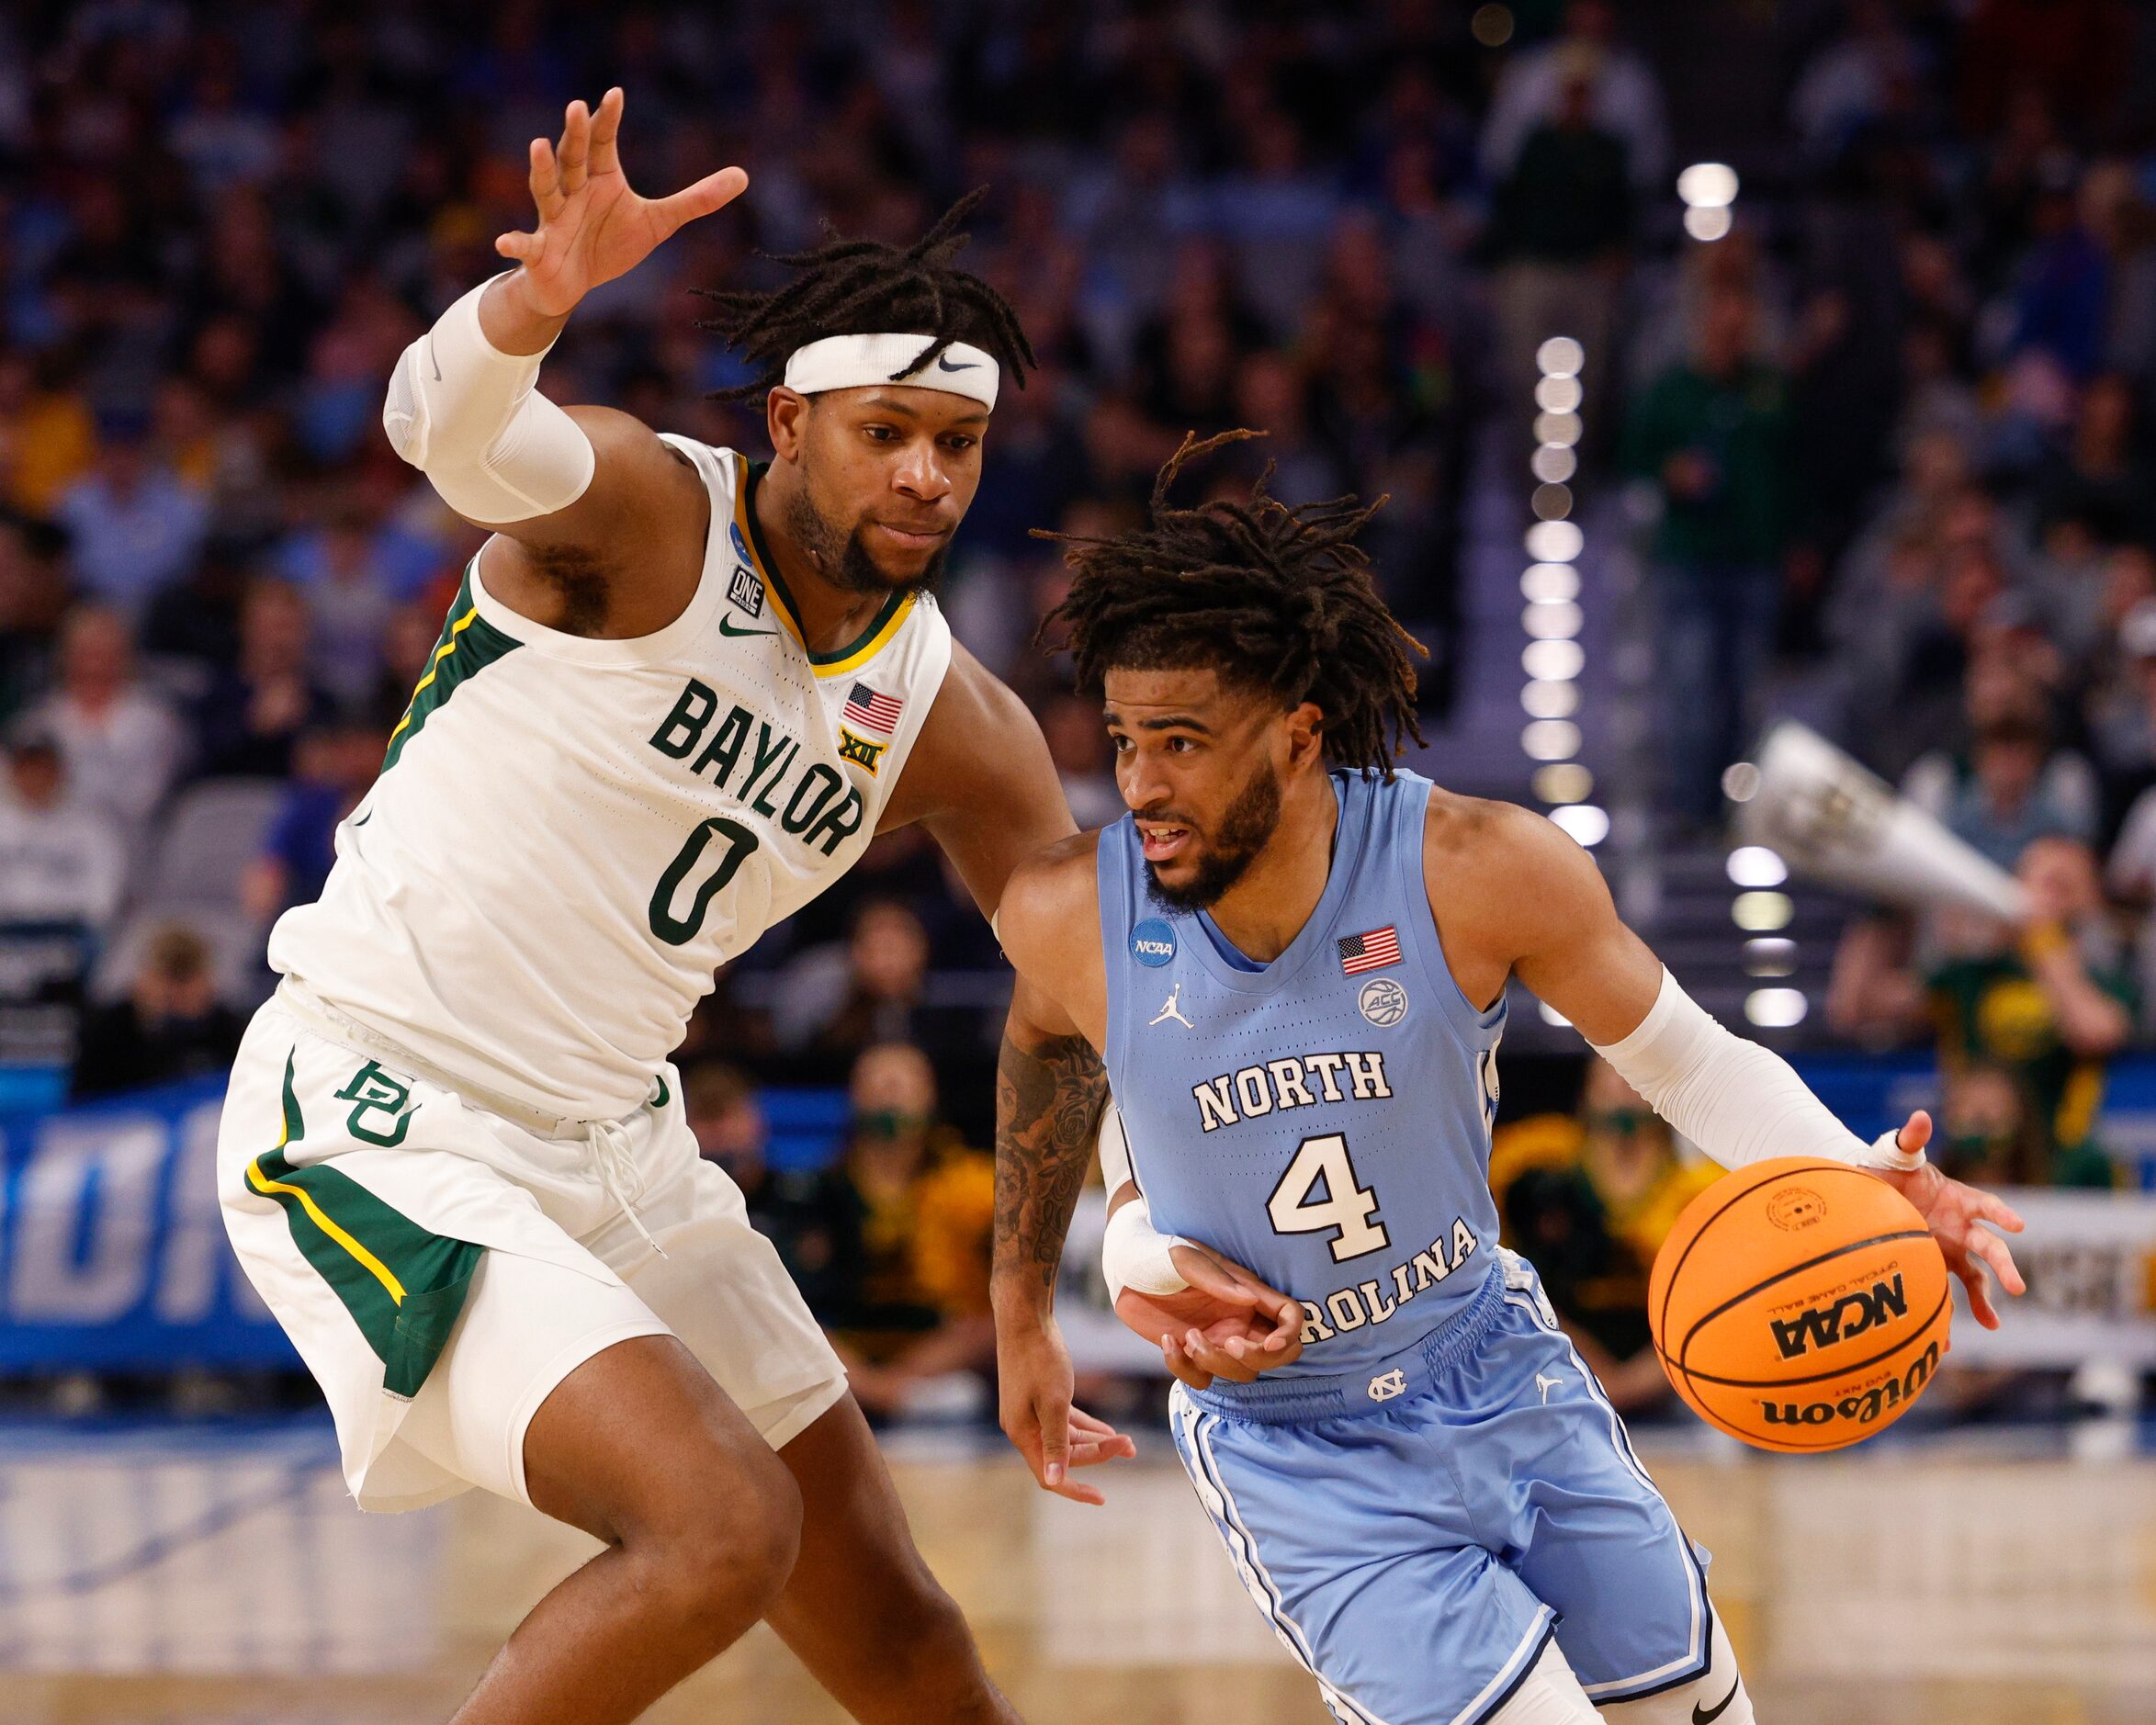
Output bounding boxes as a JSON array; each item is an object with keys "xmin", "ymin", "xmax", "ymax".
[
  {"xmin": 1522, "ymin": 719, "xmax": 1581, "ymax": 761},
  {"xmin": 1530, "ymin": 482, "xmax": 1573, "ymax": 520},
  {"xmin": 1731, "ymin": 890, "xmax": 1793, "ymax": 931},
  {"xmin": 1470, "ymin": 4, "xmax": 1515, "ymax": 48},
  {"xmin": 1520, "ymin": 562, "xmax": 1580, "ymax": 603},
  {"xmin": 1676, "ymin": 162, "xmax": 1739, "ymax": 208},
  {"xmin": 1535, "ymin": 335, "xmax": 1584, "ymax": 377},
  {"xmin": 1522, "ymin": 601, "xmax": 1583, "ymax": 640},
  {"xmin": 1533, "ymin": 762, "xmax": 1593, "ymax": 804},
  {"xmin": 1743, "ymin": 937, "xmax": 1798, "ymax": 977},
  {"xmin": 1522, "ymin": 679, "xmax": 1580, "ymax": 719},
  {"xmin": 1525, "ymin": 520, "xmax": 1582, "ymax": 562},
  {"xmin": 1721, "ymin": 761, "xmax": 1762, "ymax": 802},
  {"xmin": 1683, "ymin": 204, "xmax": 1733, "ymax": 242},
  {"xmin": 1533, "ymin": 411, "xmax": 1583, "ymax": 446},
  {"xmin": 1550, "ymin": 804, "xmax": 1610, "ymax": 847},
  {"xmin": 1522, "ymin": 638, "xmax": 1585, "ymax": 681},
  {"xmin": 1744, "ymin": 987, "xmax": 1808, "ymax": 1029},
  {"xmin": 1725, "ymin": 845, "xmax": 1788, "ymax": 888},
  {"xmin": 1530, "ymin": 444, "xmax": 1577, "ymax": 485},
  {"xmin": 1533, "ymin": 374, "xmax": 1583, "ymax": 414}
]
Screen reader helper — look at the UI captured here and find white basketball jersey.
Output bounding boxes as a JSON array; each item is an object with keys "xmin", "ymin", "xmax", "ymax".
[{"xmin": 270, "ymin": 436, "xmax": 953, "ymax": 1119}]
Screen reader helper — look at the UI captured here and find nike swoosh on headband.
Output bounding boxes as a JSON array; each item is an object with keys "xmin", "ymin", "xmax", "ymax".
[{"xmin": 936, "ymin": 353, "xmax": 979, "ymax": 372}]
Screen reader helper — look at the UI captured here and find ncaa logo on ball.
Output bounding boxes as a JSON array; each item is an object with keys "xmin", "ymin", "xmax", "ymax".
[
  {"xmin": 1131, "ymin": 919, "xmax": 1177, "ymax": 967},
  {"xmin": 1359, "ymin": 977, "xmax": 1408, "ymax": 1027},
  {"xmin": 1766, "ymin": 1187, "xmax": 1826, "ymax": 1231}
]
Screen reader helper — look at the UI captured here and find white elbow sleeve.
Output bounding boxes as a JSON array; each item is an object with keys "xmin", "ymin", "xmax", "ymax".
[
  {"xmin": 384, "ymin": 276, "xmax": 595, "ymax": 523},
  {"xmin": 1588, "ymin": 968, "xmax": 1923, "ymax": 1173},
  {"xmin": 1099, "ymin": 1101, "xmax": 1191, "ymax": 1301}
]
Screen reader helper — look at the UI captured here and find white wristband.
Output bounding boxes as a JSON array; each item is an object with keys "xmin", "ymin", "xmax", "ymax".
[
  {"xmin": 384, "ymin": 275, "xmax": 595, "ymax": 523},
  {"xmin": 1102, "ymin": 1195, "xmax": 1191, "ymax": 1302}
]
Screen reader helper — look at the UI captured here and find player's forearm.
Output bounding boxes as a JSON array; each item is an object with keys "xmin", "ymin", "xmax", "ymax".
[
  {"xmin": 382, "ymin": 270, "xmax": 594, "ymax": 524},
  {"xmin": 990, "ymin": 1023, "xmax": 1107, "ymax": 1322},
  {"xmin": 1589, "ymin": 966, "xmax": 1921, "ymax": 1173}
]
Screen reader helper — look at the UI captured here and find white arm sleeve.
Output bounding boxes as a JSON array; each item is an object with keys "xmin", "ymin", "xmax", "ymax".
[
  {"xmin": 1098, "ymin": 1101, "xmax": 1192, "ymax": 1300},
  {"xmin": 383, "ymin": 275, "xmax": 595, "ymax": 523},
  {"xmin": 1587, "ymin": 967, "xmax": 1924, "ymax": 1173}
]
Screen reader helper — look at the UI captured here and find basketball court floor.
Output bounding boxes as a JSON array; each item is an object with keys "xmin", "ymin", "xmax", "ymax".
[{"xmin": 2, "ymin": 1415, "xmax": 2152, "ymax": 1724}]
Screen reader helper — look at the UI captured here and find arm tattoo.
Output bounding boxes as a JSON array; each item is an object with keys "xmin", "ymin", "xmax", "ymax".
[{"xmin": 994, "ymin": 1028, "xmax": 1108, "ymax": 1295}]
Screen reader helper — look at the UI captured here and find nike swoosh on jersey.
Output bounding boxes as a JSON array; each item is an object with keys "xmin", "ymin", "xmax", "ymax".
[
  {"xmin": 935, "ymin": 353, "xmax": 978, "ymax": 372},
  {"xmin": 718, "ymin": 616, "xmax": 778, "ymax": 637},
  {"xmin": 1692, "ymin": 1674, "xmax": 1739, "ymax": 1723}
]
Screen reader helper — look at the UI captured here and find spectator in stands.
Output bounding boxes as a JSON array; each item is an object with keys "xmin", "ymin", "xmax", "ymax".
[
  {"xmin": 808, "ymin": 1043, "xmax": 998, "ymax": 1420},
  {"xmin": 0, "ymin": 349, "xmax": 95, "ymax": 518},
  {"xmin": 0, "ymin": 729, "xmax": 126, "ymax": 934},
  {"xmin": 775, "ymin": 896, "xmax": 979, "ymax": 1065},
  {"xmin": 1623, "ymin": 287, "xmax": 1792, "ymax": 825},
  {"xmin": 192, "ymin": 580, "xmax": 336, "ymax": 780},
  {"xmin": 51, "ymin": 412, "xmax": 211, "ymax": 617},
  {"xmin": 1937, "ymin": 1062, "xmax": 2047, "ymax": 1187},
  {"xmin": 240, "ymin": 720, "xmax": 383, "ymax": 923},
  {"xmin": 72, "ymin": 921, "xmax": 244, "ymax": 1099},
  {"xmin": 0, "ymin": 508, "xmax": 72, "ymax": 727},
  {"xmin": 1040, "ymin": 691, "xmax": 1122, "ymax": 831},
  {"xmin": 1488, "ymin": 1058, "xmax": 1718, "ymax": 1415},
  {"xmin": 28, "ymin": 605, "xmax": 186, "ymax": 844},
  {"xmin": 1902, "ymin": 663, "xmax": 2099, "ymax": 873},
  {"xmin": 1929, "ymin": 837, "xmax": 2132, "ymax": 1185}
]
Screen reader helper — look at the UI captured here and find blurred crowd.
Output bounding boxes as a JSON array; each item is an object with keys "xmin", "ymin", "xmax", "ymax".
[{"xmin": 5, "ymin": 0, "xmax": 2156, "ymax": 1410}]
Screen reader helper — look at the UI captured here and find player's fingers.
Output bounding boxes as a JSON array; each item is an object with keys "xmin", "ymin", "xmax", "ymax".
[
  {"xmin": 1160, "ymin": 1334, "xmax": 1212, "ymax": 1391},
  {"xmin": 1976, "ymin": 1189, "xmax": 2026, "ymax": 1234},
  {"xmin": 1968, "ymin": 1223, "xmax": 2026, "ymax": 1297},
  {"xmin": 528, "ymin": 138, "xmax": 564, "ymax": 220},
  {"xmin": 557, "ymin": 99, "xmax": 591, "ymax": 197},
  {"xmin": 1262, "ymin": 1296, "xmax": 1304, "ymax": 1351},
  {"xmin": 588, "ymin": 85, "xmax": 624, "ymax": 175},
  {"xmin": 1183, "ymin": 1329, "xmax": 1259, "ymax": 1384},
  {"xmin": 1897, "ymin": 1109, "xmax": 1933, "ymax": 1155},
  {"xmin": 494, "ymin": 230, "xmax": 536, "ymax": 262},
  {"xmin": 1957, "ymin": 1252, "xmax": 2001, "ymax": 1330},
  {"xmin": 1066, "ymin": 1407, "xmax": 1137, "ymax": 1460},
  {"xmin": 651, "ymin": 165, "xmax": 750, "ymax": 235},
  {"xmin": 1045, "ymin": 1475, "xmax": 1108, "ymax": 1507},
  {"xmin": 1035, "ymin": 1392, "xmax": 1070, "ymax": 1489}
]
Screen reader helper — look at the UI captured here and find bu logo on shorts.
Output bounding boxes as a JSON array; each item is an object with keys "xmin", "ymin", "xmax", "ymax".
[{"xmin": 1368, "ymin": 1368, "xmax": 1407, "ymax": 1402}]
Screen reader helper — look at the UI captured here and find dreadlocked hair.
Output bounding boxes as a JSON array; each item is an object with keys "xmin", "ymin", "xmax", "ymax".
[
  {"xmin": 1037, "ymin": 429, "xmax": 1428, "ymax": 778},
  {"xmin": 694, "ymin": 187, "xmax": 1035, "ymax": 401}
]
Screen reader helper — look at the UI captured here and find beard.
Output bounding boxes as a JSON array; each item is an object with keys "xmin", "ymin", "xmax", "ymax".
[
  {"xmin": 784, "ymin": 474, "xmax": 948, "ymax": 598},
  {"xmin": 1145, "ymin": 760, "xmax": 1283, "ymax": 913}
]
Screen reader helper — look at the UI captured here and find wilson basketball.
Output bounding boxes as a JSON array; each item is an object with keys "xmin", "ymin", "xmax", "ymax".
[{"xmin": 1648, "ymin": 1157, "xmax": 1951, "ymax": 1452}]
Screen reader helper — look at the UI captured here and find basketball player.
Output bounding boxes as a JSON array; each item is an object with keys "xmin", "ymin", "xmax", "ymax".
[
  {"xmin": 990, "ymin": 434, "xmax": 2028, "ymax": 1725},
  {"xmin": 218, "ymin": 90, "xmax": 1132, "ymax": 1724}
]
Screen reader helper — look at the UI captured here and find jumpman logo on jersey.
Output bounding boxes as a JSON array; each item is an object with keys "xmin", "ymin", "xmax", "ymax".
[
  {"xmin": 1536, "ymin": 1370, "xmax": 1563, "ymax": 1404},
  {"xmin": 1149, "ymin": 983, "xmax": 1193, "ymax": 1028}
]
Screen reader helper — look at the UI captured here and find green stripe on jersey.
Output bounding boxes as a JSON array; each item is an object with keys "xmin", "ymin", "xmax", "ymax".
[
  {"xmin": 382, "ymin": 563, "xmax": 522, "ymax": 772},
  {"xmin": 245, "ymin": 1051, "xmax": 482, "ymax": 1398}
]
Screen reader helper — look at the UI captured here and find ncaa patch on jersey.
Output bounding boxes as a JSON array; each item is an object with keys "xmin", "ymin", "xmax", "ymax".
[
  {"xmin": 728, "ymin": 560, "xmax": 765, "ymax": 617},
  {"xmin": 838, "ymin": 726, "xmax": 887, "ymax": 776},
  {"xmin": 1359, "ymin": 975, "xmax": 1408, "ymax": 1027},
  {"xmin": 1131, "ymin": 918, "xmax": 1177, "ymax": 967}
]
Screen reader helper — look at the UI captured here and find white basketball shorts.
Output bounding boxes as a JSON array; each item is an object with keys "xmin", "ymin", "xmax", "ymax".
[{"xmin": 218, "ymin": 998, "xmax": 848, "ymax": 1512}]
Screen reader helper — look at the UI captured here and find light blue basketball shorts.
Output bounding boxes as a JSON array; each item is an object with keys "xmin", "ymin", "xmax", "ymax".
[{"xmin": 1168, "ymin": 1250, "xmax": 1712, "ymax": 1725}]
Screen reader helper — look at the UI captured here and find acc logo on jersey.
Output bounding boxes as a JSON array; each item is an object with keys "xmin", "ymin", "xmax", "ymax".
[
  {"xmin": 1131, "ymin": 918, "xmax": 1177, "ymax": 967},
  {"xmin": 1358, "ymin": 976, "xmax": 1408, "ymax": 1027},
  {"xmin": 727, "ymin": 558, "xmax": 765, "ymax": 617},
  {"xmin": 837, "ymin": 727, "xmax": 887, "ymax": 776}
]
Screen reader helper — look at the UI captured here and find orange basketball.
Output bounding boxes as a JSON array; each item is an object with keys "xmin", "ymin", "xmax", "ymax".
[{"xmin": 1647, "ymin": 1156, "xmax": 1951, "ymax": 1452}]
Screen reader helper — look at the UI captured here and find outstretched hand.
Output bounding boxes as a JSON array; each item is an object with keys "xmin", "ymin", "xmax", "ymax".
[
  {"xmin": 1115, "ymin": 1241, "xmax": 1305, "ymax": 1390},
  {"xmin": 496, "ymin": 87, "xmax": 748, "ymax": 318},
  {"xmin": 1872, "ymin": 1110, "xmax": 2027, "ymax": 1330},
  {"xmin": 996, "ymin": 1312, "xmax": 1136, "ymax": 1507}
]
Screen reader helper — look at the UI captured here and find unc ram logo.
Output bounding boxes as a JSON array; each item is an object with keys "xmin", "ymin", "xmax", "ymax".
[{"xmin": 1769, "ymin": 1274, "xmax": 1908, "ymax": 1360}]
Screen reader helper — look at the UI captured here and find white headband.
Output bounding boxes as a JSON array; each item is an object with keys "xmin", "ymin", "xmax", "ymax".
[{"xmin": 782, "ymin": 333, "xmax": 999, "ymax": 410}]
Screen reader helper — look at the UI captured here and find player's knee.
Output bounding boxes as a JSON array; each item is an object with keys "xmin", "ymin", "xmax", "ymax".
[
  {"xmin": 1597, "ymin": 1611, "xmax": 1753, "ymax": 1725},
  {"xmin": 637, "ymin": 1450, "xmax": 803, "ymax": 1640},
  {"xmin": 871, "ymin": 1574, "xmax": 987, "ymax": 1699},
  {"xmin": 1486, "ymin": 1640, "xmax": 1599, "ymax": 1724}
]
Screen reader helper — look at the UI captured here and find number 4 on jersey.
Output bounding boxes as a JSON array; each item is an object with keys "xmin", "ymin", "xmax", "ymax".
[{"xmin": 1267, "ymin": 1133, "xmax": 1389, "ymax": 1262}]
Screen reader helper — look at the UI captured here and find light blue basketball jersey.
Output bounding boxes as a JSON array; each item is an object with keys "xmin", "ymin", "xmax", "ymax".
[{"xmin": 1097, "ymin": 768, "xmax": 1506, "ymax": 1379}]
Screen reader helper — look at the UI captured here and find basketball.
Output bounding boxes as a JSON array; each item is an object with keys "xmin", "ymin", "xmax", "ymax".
[{"xmin": 1649, "ymin": 1157, "xmax": 1951, "ymax": 1453}]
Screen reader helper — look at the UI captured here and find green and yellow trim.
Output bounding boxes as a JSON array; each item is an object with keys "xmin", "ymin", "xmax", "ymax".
[
  {"xmin": 733, "ymin": 454, "xmax": 916, "ymax": 678},
  {"xmin": 245, "ymin": 1051, "xmax": 482, "ymax": 1399},
  {"xmin": 382, "ymin": 563, "xmax": 523, "ymax": 772}
]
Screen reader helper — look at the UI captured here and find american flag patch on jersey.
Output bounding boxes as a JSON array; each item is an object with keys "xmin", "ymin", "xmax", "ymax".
[
  {"xmin": 1338, "ymin": 926, "xmax": 1402, "ymax": 975},
  {"xmin": 842, "ymin": 683, "xmax": 904, "ymax": 735}
]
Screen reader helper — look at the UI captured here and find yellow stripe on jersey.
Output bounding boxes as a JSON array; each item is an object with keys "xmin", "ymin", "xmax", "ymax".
[{"xmin": 387, "ymin": 606, "xmax": 480, "ymax": 748}]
